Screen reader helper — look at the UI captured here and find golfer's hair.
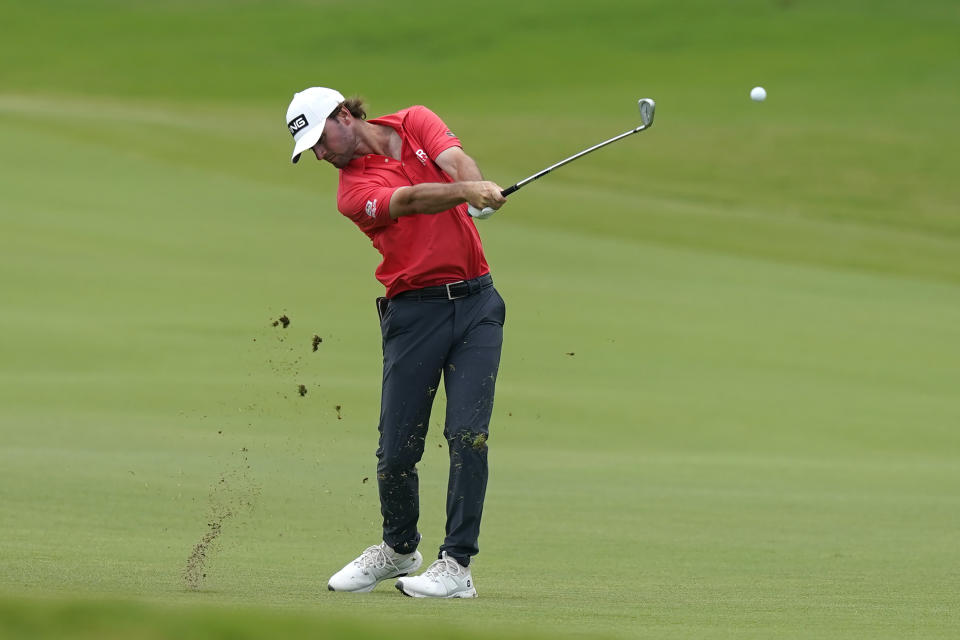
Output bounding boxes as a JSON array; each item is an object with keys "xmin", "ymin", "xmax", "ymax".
[{"xmin": 334, "ymin": 97, "xmax": 367, "ymax": 121}]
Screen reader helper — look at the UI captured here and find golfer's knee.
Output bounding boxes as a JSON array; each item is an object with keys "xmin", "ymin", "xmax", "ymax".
[
  {"xmin": 377, "ymin": 448, "xmax": 422, "ymax": 474},
  {"xmin": 377, "ymin": 429, "xmax": 427, "ymax": 470},
  {"xmin": 447, "ymin": 429, "xmax": 489, "ymax": 452}
]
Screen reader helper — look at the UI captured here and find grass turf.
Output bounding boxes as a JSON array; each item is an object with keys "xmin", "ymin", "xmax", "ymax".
[{"xmin": 1, "ymin": 1, "xmax": 959, "ymax": 638}]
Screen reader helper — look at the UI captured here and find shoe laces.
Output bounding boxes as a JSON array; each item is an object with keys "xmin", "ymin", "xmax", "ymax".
[
  {"xmin": 356, "ymin": 544, "xmax": 396, "ymax": 571},
  {"xmin": 422, "ymin": 553, "xmax": 463, "ymax": 580}
]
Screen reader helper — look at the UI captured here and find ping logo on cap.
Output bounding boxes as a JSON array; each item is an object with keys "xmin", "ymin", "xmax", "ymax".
[{"xmin": 288, "ymin": 114, "xmax": 309, "ymax": 137}]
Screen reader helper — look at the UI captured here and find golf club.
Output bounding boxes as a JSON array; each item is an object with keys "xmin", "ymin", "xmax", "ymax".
[{"xmin": 469, "ymin": 98, "xmax": 655, "ymax": 218}]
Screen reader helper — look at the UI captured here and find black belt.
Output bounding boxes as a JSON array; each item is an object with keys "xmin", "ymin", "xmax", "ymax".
[{"xmin": 393, "ymin": 273, "xmax": 493, "ymax": 301}]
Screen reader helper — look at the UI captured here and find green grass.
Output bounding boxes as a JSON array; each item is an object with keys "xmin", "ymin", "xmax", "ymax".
[
  {"xmin": 0, "ymin": 595, "xmax": 566, "ymax": 640},
  {"xmin": 2, "ymin": 1, "xmax": 959, "ymax": 638}
]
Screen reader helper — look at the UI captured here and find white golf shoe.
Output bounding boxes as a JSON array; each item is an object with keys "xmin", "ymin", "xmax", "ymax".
[
  {"xmin": 395, "ymin": 551, "xmax": 478, "ymax": 598},
  {"xmin": 327, "ymin": 542, "xmax": 423, "ymax": 593}
]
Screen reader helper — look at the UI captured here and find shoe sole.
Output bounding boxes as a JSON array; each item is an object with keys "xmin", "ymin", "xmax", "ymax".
[
  {"xmin": 328, "ymin": 572, "xmax": 410, "ymax": 593},
  {"xmin": 395, "ymin": 581, "xmax": 478, "ymax": 599},
  {"xmin": 327, "ymin": 556, "xmax": 423, "ymax": 593}
]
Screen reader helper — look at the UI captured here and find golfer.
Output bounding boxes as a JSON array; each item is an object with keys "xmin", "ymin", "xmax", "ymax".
[{"xmin": 285, "ymin": 87, "xmax": 506, "ymax": 598}]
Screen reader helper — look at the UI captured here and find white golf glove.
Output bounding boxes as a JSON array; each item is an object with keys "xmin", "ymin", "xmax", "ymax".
[{"xmin": 467, "ymin": 204, "xmax": 496, "ymax": 220}]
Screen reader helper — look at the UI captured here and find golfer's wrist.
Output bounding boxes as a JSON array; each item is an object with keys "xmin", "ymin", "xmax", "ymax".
[{"xmin": 457, "ymin": 181, "xmax": 477, "ymax": 205}]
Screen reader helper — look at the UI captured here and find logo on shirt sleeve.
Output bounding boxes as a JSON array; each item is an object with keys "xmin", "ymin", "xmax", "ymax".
[
  {"xmin": 415, "ymin": 149, "xmax": 429, "ymax": 165},
  {"xmin": 365, "ymin": 199, "xmax": 378, "ymax": 218},
  {"xmin": 445, "ymin": 131, "xmax": 455, "ymax": 137}
]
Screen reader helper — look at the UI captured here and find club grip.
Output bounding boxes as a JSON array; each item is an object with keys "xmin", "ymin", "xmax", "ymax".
[{"xmin": 501, "ymin": 185, "xmax": 518, "ymax": 197}]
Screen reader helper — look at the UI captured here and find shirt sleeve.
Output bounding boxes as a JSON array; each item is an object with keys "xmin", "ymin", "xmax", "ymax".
[
  {"xmin": 405, "ymin": 106, "xmax": 462, "ymax": 161},
  {"xmin": 337, "ymin": 176, "xmax": 398, "ymax": 233}
]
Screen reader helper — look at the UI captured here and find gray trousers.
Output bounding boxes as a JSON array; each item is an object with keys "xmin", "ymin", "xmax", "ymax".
[{"xmin": 376, "ymin": 283, "xmax": 505, "ymax": 565}]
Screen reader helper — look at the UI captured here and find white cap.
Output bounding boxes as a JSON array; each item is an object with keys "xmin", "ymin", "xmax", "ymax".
[{"xmin": 286, "ymin": 87, "xmax": 345, "ymax": 164}]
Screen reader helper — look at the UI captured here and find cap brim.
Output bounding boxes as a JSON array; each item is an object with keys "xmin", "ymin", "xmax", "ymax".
[{"xmin": 290, "ymin": 125, "xmax": 324, "ymax": 164}]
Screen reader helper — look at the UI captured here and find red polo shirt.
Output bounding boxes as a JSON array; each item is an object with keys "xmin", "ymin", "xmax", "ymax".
[{"xmin": 337, "ymin": 106, "xmax": 490, "ymax": 298}]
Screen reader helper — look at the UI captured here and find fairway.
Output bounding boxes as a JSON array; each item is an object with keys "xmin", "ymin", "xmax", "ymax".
[{"xmin": 2, "ymin": 1, "xmax": 959, "ymax": 638}]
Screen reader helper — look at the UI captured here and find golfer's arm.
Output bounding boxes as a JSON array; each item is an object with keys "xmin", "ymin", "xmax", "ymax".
[
  {"xmin": 388, "ymin": 147, "xmax": 495, "ymax": 219},
  {"xmin": 435, "ymin": 146, "xmax": 484, "ymax": 182},
  {"xmin": 389, "ymin": 183, "xmax": 474, "ymax": 219}
]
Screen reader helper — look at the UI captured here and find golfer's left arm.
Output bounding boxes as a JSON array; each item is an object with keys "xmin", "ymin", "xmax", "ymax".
[
  {"xmin": 436, "ymin": 146, "xmax": 487, "ymax": 182},
  {"xmin": 436, "ymin": 147, "xmax": 506, "ymax": 219}
]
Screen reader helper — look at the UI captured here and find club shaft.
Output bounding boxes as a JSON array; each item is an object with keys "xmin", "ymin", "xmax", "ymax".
[{"xmin": 500, "ymin": 123, "xmax": 649, "ymax": 197}]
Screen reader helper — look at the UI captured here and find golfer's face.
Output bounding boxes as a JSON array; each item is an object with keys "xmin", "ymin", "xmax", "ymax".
[{"xmin": 312, "ymin": 116, "xmax": 352, "ymax": 169}]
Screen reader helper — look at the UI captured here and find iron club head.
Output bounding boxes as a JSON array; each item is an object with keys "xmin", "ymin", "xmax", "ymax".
[{"xmin": 638, "ymin": 98, "xmax": 655, "ymax": 127}]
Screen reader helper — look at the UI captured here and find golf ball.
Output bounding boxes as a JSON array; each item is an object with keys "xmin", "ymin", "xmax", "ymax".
[{"xmin": 750, "ymin": 86, "xmax": 767, "ymax": 102}]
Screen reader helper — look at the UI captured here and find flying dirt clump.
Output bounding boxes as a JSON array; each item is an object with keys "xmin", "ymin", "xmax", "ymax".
[
  {"xmin": 182, "ymin": 447, "xmax": 260, "ymax": 591},
  {"xmin": 183, "ymin": 521, "xmax": 222, "ymax": 590},
  {"xmin": 271, "ymin": 315, "xmax": 291, "ymax": 329},
  {"xmin": 312, "ymin": 335, "xmax": 323, "ymax": 351}
]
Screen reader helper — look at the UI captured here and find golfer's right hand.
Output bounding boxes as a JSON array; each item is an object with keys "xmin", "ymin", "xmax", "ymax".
[{"xmin": 465, "ymin": 181, "xmax": 506, "ymax": 211}]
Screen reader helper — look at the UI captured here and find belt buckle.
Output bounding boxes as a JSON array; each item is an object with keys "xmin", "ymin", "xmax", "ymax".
[{"xmin": 445, "ymin": 280, "xmax": 467, "ymax": 300}]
